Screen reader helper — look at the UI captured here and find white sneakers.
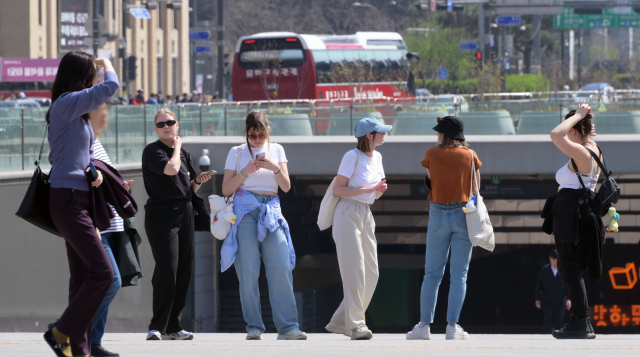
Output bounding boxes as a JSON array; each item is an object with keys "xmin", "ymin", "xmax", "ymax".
[
  {"xmin": 445, "ymin": 324, "xmax": 470, "ymax": 340},
  {"xmin": 325, "ymin": 323, "xmax": 353, "ymax": 337},
  {"xmin": 351, "ymin": 325, "xmax": 373, "ymax": 340},
  {"xmin": 146, "ymin": 330, "xmax": 161, "ymax": 341},
  {"xmin": 405, "ymin": 323, "xmax": 469, "ymax": 340},
  {"xmin": 406, "ymin": 323, "xmax": 431, "ymax": 340},
  {"xmin": 146, "ymin": 330, "xmax": 194, "ymax": 341},
  {"xmin": 277, "ymin": 329, "xmax": 308, "ymax": 340},
  {"xmin": 246, "ymin": 329, "xmax": 262, "ymax": 340},
  {"xmin": 163, "ymin": 330, "xmax": 194, "ymax": 340}
]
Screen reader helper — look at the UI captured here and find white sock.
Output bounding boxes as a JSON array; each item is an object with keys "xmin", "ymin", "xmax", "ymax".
[
  {"xmin": 419, "ymin": 322, "xmax": 429, "ymax": 328},
  {"xmin": 448, "ymin": 322, "xmax": 457, "ymax": 328}
]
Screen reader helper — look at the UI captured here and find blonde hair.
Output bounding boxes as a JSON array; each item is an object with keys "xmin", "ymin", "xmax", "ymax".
[
  {"xmin": 245, "ymin": 111, "xmax": 271, "ymax": 157},
  {"xmin": 154, "ymin": 108, "xmax": 176, "ymax": 124}
]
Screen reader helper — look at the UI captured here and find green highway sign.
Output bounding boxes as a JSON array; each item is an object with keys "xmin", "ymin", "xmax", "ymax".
[{"xmin": 554, "ymin": 6, "xmax": 640, "ymax": 29}]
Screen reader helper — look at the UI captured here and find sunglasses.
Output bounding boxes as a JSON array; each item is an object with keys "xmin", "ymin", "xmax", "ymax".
[
  {"xmin": 248, "ymin": 132, "xmax": 267, "ymax": 140},
  {"xmin": 155, "ymin": 120, "xmax": 177, "ymax": 128}
]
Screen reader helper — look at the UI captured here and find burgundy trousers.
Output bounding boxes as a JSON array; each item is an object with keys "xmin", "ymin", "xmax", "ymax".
[{"xmin": 49, "ymin": 188, "xmax": 114, "ymax": 356}]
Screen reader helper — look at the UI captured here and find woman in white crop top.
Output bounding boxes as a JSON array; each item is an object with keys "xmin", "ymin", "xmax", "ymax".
[
  {"xmin": 221, "ymin": 111, "xmax": 306, "ymax": 341},
  {"xmin": 326, "ymin": 118, "xmax": 390, "ymax": 341},
  {"xmin": 548, "ymin": 103, "xmax": 603, "ymax": 340}
]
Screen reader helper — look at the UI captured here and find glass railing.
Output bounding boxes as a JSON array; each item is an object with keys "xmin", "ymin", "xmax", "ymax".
[{"xmin": 2, "ymin": 96, "xmax": 639, "ymax": 172}]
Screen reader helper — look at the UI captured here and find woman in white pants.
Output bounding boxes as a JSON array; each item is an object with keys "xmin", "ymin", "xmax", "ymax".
[{"xmin": 325, "ymin": 118, "xmax": 390, "ymax": 340}]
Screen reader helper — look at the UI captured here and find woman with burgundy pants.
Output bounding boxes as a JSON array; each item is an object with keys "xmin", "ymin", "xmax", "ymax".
[{"xmin": 43, "ymin": 51, "xmax": 120, "ymax": 357}]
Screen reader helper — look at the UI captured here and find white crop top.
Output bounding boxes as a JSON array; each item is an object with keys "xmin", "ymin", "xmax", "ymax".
[
  {"xmin": 224, "ymin": 143, "xmax": 287, "ymax": 193},
  {"xmin": 556, "ymin": 159, "xmax": 599, "ymax": 191},
  {"xmin": 337, "ymin": 149, "xmax": 385, "ymax": 204}
]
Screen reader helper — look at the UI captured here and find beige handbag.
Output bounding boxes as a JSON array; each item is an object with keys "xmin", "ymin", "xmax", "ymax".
[{"xmin": 317, "ymin": 149, "xmax": 359, "ymax": 231}]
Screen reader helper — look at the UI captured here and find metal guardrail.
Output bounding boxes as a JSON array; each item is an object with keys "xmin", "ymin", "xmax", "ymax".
[{"xmin": 3, "ymin": 93, "xmax": 640, "ymax": 172}]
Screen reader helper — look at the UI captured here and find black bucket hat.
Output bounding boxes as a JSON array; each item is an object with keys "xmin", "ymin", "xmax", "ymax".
[{"xmin": 433, "ymin": 116, "xmax": 465, "ymax": 140}]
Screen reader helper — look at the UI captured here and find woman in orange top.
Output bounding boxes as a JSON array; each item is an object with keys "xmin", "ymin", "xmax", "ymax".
[{"xmin": 406, "ymin": 116, "xmax": 481, "ymax": 341}]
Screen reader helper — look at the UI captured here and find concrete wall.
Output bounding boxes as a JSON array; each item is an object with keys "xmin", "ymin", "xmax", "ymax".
[{"xmin": 181, "ymin": 134, "xmax": 640, "ymax": 176}]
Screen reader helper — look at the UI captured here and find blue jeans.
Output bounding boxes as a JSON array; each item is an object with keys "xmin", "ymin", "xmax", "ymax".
[
  {"xmin": 420, "ymin": 202, "xmax": 473, "ymax": 323},
  {"xmin": 91, "ymin": 232, "xmax": 122, "ymax": 344},
  {"xmin": 234, "ymin": 192, "xmax": 299, "ymax": 334}
]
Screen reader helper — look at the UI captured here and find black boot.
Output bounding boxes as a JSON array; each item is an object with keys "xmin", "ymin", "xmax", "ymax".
[
  {"xmin": 552, "ymin": 314, "xmax": 596, "ymax": 339},
  {"xmin": 91, "ymin": 344, "xmax": 120, "ymax": 357}
]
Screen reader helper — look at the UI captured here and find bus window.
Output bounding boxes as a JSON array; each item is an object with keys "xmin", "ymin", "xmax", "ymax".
[
  {"xmin": 238, "ymin": 38, "xmax": 305, "ymax": 69},
  {"xmin": 372, "ymin": 50, "xmax": 389, "ymax": 78},
  {"xmin": 327, "ymin": 50, "xmax": 346, "ymax": 66},
  {"xmin": 312, "ymin": 50, "xmax": 331, "ymax": 83},
  {"xmin": 388, "ymin": 50, "xmax": 403, "ymax": 70},
  {"xmin": 343, "ymin": 50, "xmax": 359, "ymax": 65}
]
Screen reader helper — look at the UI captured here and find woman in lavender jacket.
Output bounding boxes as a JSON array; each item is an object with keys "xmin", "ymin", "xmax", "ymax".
[{"xmin": 42, "ymin": 51, "xmax": 120, "ymax": 357}]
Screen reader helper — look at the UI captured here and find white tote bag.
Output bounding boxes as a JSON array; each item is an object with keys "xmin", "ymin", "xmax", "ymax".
[
  {"xmin": 465, "ymin": 149, "xmax": 495, "ymax": 252},
  {"xmin": 317, "ymin": 149, "xmax": 359, "ymax": 231},
  {"xmin": 209, "ymin": 145, "xmax": 241, "ymax": 240}
]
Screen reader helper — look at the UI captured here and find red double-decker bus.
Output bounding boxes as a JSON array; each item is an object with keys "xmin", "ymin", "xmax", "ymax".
[{"xmin": 231, "ymin": 31, "xmax": 412, "ymax": 102}]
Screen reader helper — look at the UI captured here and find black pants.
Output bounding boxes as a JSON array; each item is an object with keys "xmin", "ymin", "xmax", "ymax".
[
  {"xmin": 542, "ymin": 301, "xmax": 566, "ymax": 333},
  {"xmin": 50, "ymin": 188, "xmax": 114, "ymax": 356},
  {"xmin": 145, "ymin": 200, "xmax": 194, "ymax": 334},
  {"xmin": 554, "ymin": 231, "xmax": 591, "ymax": 319}
]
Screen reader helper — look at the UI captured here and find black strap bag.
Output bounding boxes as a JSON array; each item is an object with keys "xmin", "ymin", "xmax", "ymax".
[
  {"xmin": 15, "ymin": 124, "xmax": 62, "ymax": 237},
  {"xmin": 192, "ymin": 192, "xmax": 211, "ymax": 232},
  {"xmin": 570, "ymin": 145, "xmax": 620, "ymax": 217}
]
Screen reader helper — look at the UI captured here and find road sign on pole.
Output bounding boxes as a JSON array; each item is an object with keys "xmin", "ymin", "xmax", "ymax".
[
  {"xmin": 555, "ymin": 6, "xmax": 640, "ymax": 29},
  {"xmin": 189, "ymin": 31, "xmax": 211, "ymax": 41},
  {"xmin": 430, "ymin": 0, "xmax": 436, "ymax": 11},
  {"xmin": 459, "ymin": 41, "xmax": 479, "ymax": 51},
  {"xmin": 447, "ymin": 0, "xmax": 452, "ymax": 12},
  {"xmin": 195, "ymin": 46, "xmax": 212, "ymax": 53},
  {"xmin": 496, "ymin": 15, "xmax": 521, "ymax": 26}
]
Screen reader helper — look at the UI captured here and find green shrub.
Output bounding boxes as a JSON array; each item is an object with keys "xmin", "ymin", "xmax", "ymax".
[{"xmin": 506, "ymin": 74, "xmax": 550, "ymax": 92}]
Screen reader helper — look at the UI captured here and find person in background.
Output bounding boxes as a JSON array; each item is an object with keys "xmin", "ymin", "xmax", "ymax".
[
  {"xmin": 87, "ymin": 103, "xmax": 134, "ymax": 357},
  {"xmin": 142, "ymin": 108, "xmax": 212, "ymax": 341},
  {"xmin": 128, "ymin": 94, "xmax": 134, "ymax": 105},
  {"xmin": 548, "ymin": 104, "xmax": 603, "ymax": 339},
  {"xmin": 221, "ymin": 111, "xmax": 306, "ymax": 341},
  {"xmin": 157, "ymin": 91, "xmax": 166, "ymax": 105},
  {"xmin": 189, "ymin": 91, "xmax": 199, "ymax": 103},
  {"xmin": 326, "ymin": 118, "xmax": 389, "ymax": 341},
  {"xmin": 180, "ymin": 93, "xmax": 190, "ymax": 103},
  {"xmin": 44, "ymin": 52, "xmax": 119, "ymax": 357},
  {"xmin": 132, "ymin": 89, "xmax": 145, "ymax": 105},
  {"xmin": 18, "ymin": 92, "xmax": 27, "ymax": 99},
  {"xmin": 146, "ymin": 94, "xmax": 159, "ymax": 105},
  {"xmin": 536, "ymin": 249, "xmax": 571, "ymax": 334},
  {"xmin": 7, "ymin": 91, "xmax": 17, "ymax": 101},
  {"xmin": 407, "ymin": 116, "xmax": 480, "ymax": 341}
]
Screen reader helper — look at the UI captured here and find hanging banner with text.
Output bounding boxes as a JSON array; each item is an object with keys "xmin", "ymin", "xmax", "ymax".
[
  {"xmin": 60, "ymin": 0, "xmax": 91, "ymax": 50},
  {"xmin": 0, "ymin": 58, "xmax": 62, "ymax": 82}
]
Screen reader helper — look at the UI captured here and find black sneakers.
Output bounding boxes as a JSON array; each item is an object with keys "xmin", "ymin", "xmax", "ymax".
[
  {"xmin": 552, "ymin": 314, "xmax": 596, "ymax": 339},
  {"xmin": 91, "ymin": 344, "xmax": 120, "ymax": 357}
]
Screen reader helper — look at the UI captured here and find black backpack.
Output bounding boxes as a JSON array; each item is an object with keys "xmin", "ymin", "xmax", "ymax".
[{"xmin": 570, "ymin": 145, "xmax": 620, "ymax": 217}]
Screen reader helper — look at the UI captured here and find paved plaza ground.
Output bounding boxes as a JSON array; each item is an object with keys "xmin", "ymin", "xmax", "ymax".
[{"xmin": 1, "ymin": 333, "xmax": 639, "ymax": 357}]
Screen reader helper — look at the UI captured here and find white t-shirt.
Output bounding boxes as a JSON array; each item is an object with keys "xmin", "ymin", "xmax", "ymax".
[
  {"xmin": 224, "ymin": 143, "xmax": 288, "ymax": 193},
  {"xmin": 337, "ymin": 149, "xmax": 385, "ymax": 204}
]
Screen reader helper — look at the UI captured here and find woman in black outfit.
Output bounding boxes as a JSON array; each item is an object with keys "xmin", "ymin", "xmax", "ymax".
[
  {"xmin": 142, "ymin": 109, "xmax": 212, "ymax": 341},
  {"xmin": 548, "ymin": 103, "xmax": 604, "ymax": 339}
]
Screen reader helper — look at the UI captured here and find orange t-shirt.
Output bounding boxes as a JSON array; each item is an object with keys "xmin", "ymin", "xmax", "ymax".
[{"xmin": 421, "ymin": 146, "xmax": 482, "ymax": 204}]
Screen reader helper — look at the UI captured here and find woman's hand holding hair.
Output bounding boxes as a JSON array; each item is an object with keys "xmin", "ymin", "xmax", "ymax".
[{"xmin": 94, "ymin": 58, "xmax": 115, "ymax": 73}]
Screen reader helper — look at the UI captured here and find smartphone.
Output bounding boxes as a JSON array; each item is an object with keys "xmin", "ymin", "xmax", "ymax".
[
  {"xmin": 197, "ymin": 170, "xmax": 217, "ymax": 179},
  {"xmin": 86, "ymin": 162, "xmax": 99, "ymax": 181},
  {"xmin": 255, "ymin": 152, "xmax": 265, "ymax": 160}
]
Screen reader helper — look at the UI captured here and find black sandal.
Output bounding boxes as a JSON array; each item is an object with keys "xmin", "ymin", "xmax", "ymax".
[{"xmin": 43, "ymin": 329, "xmax": 71, "ymax": 357}]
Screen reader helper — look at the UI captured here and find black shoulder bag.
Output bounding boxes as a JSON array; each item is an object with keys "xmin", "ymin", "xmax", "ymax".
[
  {"xmin": 15, "ymin": 124, "xmax": 62, "ymax": 236},
  {"xmin": 570, "ymin": 145, "xmax": 620, "ymax": 217}
]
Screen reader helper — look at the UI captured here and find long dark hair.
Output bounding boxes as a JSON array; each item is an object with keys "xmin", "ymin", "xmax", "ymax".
[
  {"xmin": 565, "ymin": 109, "xmax": 592, "ymax": 138},
  {"xmin": 244, "ymin": 111, "xmax": 271, "ymax": 158},
  {"xmin": 46, "ymin": 51, "xmax": 97, "ymax": 123}
]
